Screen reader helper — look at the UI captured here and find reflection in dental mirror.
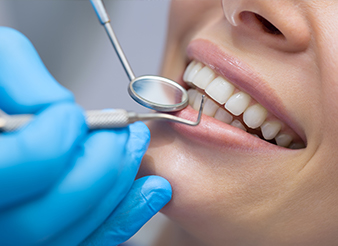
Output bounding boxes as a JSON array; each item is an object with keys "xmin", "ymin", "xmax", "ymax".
[{"xmin": 128, "ymin": 75, "xmax": 188, "ymax": 112}]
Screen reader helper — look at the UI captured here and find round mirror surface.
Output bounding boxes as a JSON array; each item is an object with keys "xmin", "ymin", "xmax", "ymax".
[{"xmin": 128, "ymin": 76, "xmax": 188, "ymax": 112}]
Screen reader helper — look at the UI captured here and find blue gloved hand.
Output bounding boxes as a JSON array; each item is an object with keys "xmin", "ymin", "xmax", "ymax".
[{"xmin": 0, "ymin": 27, "xmax": 172, "ymax": 246}]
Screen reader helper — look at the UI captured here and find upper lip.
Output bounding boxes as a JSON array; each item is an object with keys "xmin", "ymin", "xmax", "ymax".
[{"xmin": 184, "ymin": 38, "xmax": 306, "ymax": 143}]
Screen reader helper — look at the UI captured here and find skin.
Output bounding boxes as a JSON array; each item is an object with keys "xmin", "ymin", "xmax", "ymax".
[{"xmin": 137, "ymin": 0, "xmax": 338, "ymax": 245}]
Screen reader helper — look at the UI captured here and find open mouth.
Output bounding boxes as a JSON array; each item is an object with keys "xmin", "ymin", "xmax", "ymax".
[{"xmin": 182, "ymin": 60, "xmax": 305, "ymax": 149}]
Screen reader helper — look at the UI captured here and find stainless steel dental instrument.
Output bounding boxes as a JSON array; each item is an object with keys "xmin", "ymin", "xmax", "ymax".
[
  {"xmin": 0, "ymin": 96, "xmax": 205, "ymax": 132},
  {"xmin": 90, "ymin": 0, "xmax": 189, "ymax": 112},
  {"xmin": 0, "ymin": 1, "xmax": 206, "ymax": 133}
]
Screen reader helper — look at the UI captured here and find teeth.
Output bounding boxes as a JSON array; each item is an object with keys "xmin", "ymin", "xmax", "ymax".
[
  {"xmin": 205, "ymin": 76, "xmax": 235, "ymax": 104},
  {"xmin": 275, "ymin": 133, "xmax": 293, "ymax": 147},
  {"xmin": 183, "ymin": 61, "xmax": 197, "ymax": 82},
  {"xmin": 225, "ymin": 92, "xmax": 251, "ymax": 116},
  {"xmin": 214, "ymin": 108, "xmax": 233, "ymax": 124},
  {"xmin": 192, "ymin": 66, "xmax": 216, "ymax": 89},
  {"xmin": 187, "ymin": 89, "xmax": 198, "ymax": 105},
  {"xmin": 203, "ymin": 98, "xmax": 219, "ymax": 117},
  {"xmin": 261, "ymin": 121, "xmax": 282, "ymax": 140},
  {"xmin": 193, "ymin": 92, "xmax": 203, "ymax": 111},
  {"xmin": 231, "ymin": 120, "xmax": 247, "ymax": 132},
  {"xmin": 243, "ymin": 104, "xmax": 268, "ymax": 129},
  {"xmin": 185, "ymin": 61, "xmax": 203, "ymax": 83},
  {"xmin": 183, "ymin": 60, "xmax": 304, "ymax": 149}
]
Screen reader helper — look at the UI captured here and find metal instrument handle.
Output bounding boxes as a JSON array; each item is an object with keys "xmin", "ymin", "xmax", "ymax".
[
  {"xmin": 0, "ymin": 110, "xmax": 132, "ymax": 132},
  {"xmin": 0, "ymin": 96, "xmax": 204, "ymax": 132}
]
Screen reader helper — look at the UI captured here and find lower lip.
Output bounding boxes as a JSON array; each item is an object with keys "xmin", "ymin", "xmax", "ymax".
[{"xmin": 171, "ymin": 105, "xmax": 291, "ymax": 153}]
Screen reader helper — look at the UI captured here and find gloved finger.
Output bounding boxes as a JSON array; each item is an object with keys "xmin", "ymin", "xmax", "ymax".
[
  {"xmin": 0, "ymin": 27, "xmax": 73, "ymax": 114},
  {"xmin": 0, "ymin": 103, "xmax": 86, "ymax": 209},
  {"xmin": 105, "ymin": 122, "xmax": 152, "ymax": 209},
  {"xmin": 40, "ymin": 122, "xmax": 151, "ymax": 246},
  {"xmin": 0, "ymin": 128, "xmax": 131, "ymax": 246},
  {"xmin": 81, "ymin": 176, "xmax": 172, "ymax": 246}
]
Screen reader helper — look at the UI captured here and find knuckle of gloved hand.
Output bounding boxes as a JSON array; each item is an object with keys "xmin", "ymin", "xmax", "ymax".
[{"xmin": 19, "ymin": 102, "xmax": 87, "ymax": 163}]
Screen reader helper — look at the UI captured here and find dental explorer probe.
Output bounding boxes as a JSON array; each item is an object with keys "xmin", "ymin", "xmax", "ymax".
[
  {"xmin": 90, "ymin": 0, "xmax": 135, "ymax": 81},
  {"xmin": 90, "ymin": 0, "xmax": 190, "ymax": 112},
  {"xmin": 0, "ymin": 96, "xmax": 205, "ymax": 133}
]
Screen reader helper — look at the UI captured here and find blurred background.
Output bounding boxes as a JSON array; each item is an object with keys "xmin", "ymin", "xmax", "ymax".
[{"xmin": 0, "ymin": 0, "xmax": 171, "ymax": 245}]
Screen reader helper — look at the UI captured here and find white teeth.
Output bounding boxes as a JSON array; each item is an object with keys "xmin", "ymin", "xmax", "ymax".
[
  {"xmin": 214, "ymin": 108, "xmax": 233, "ymax": 124},
  {"xmin": 186, "ymin": 62, "xmax": 203, "ymax": 83},
  {"xmin": 183, "ymin": 61, "xmax": 197, "ymax": 82},
  {"xmin": 243, "ymin": 104, "xmax": 268, "ymax": 129},
  {"xmin": 184, "ymin": 61, "xmax": 303, "ymax": 149},
  {"xmin": 187, "ymin": 89, "xmax": 198, "ymax": 105},
  {"xmin": 193, "ymin": 92, "xmax": 203, "ymax": 111},
  {"xmin": 192, "ymin": 66, "xmax": 216, "ymax": 89},
  {"xmin": 205, "ymin": 76, "xmax": 235, "ymax": 104},
  {"xmin": 224, "ymin": 92, "xmax": 251, "ymax": 116},
  {"xmin": 231, "ymin": 120, "xmax": 247, "ymax": 132},
  {"xmin": 203, "ymin": 98, "xmax": 219, "ymax": 117},
  {"xmin": 261, "ymin": 121, "xmax": 282, "ymax": 140},
  {"xmin": 275, "ymin": 133, "xmax": 293, "ymax": 147}
]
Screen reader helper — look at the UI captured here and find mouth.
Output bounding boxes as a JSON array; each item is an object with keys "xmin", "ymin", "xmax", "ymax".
[{"xmin": 174, "ymin": 39, "xmax": 306, "ymax": 150}]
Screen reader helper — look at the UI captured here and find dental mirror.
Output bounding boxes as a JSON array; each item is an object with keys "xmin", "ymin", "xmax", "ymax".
[
  {"xmin": 129, "ymin": 76, "xmax": 188, "ymax": 112},
  {"xmin": 0, "ymin": 0, "xmax": 204, "ymax": 133},
  {"xmin": 90, "ymin": 0, "xmax": 188, "ymax": 112}
]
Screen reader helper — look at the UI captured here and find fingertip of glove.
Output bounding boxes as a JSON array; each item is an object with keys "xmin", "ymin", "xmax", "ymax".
[
  {"xmin": 141, "ymin": 175, "xmax": 172, "ymax": 198},
  {"xmin": 45, "ymin": 103, "xmax": 87, "ymax": 139},
  {"xmin": 139, "ymin": 176, "xmax": 172, "ymax": 211},
  {"xmin": 54, "ymin": 102, "xmax": 87, "ymax": 129},
  {"xmin": 42, "ymin": 102, "xmax": 86, "ymax": 124},
  {"xmin": 129, "ymin": 121, "xmax": 151, "ymax": 142},
  {"xmin": 127, "ymin": 122, "xmax": 151, "ymax": 158},
  {"xmin": 78, "ymin": 176, "xmax": 172, "ymax": 246}
]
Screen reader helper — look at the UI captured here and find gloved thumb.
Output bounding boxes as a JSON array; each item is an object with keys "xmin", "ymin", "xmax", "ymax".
[{"xmin": 81, "ymin": 176, "xmax": 172, "ymax": 246}]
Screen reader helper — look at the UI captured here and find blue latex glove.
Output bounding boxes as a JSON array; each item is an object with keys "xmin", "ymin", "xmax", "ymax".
[{"xmin": 0, "ymin": 27, "xmax": 172, "ymax": 246}]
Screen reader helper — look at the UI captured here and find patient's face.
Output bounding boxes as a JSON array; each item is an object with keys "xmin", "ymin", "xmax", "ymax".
[{"xmin": 139, "ymin": 1, "xmax": 338, "ymax": 245}]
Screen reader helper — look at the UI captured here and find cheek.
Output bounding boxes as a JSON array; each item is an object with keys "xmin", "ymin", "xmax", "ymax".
[
  {"xmin": 168, "ymin": 0, "xmax": 223, "ymax": 42},
  {"xmin": 138, "ymin": 122, "xmax": 307, "ymax": 236}
]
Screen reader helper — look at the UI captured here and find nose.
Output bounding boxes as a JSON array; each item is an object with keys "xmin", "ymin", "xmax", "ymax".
[{"xmin": 222, "ymin": 0, "xmax": 311, "ymax": 52}]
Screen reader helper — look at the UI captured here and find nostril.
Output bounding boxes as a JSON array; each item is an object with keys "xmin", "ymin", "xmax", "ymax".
[
  {"xmin": 222, "ymin": 1, "xmax": 310, "ymax": 52},
  {"xmin": 239, "ymin": 11, "xmax": 284, "ymax": 37},
  {"xmin": 254, "ymin": 14, "xmax": 282, "ymax": 36}
]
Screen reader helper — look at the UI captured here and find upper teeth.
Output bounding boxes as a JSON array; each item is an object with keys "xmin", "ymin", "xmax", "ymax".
[{"xmin": 183, "ymin": 60, "xmax": 304, "ymax": 149}]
